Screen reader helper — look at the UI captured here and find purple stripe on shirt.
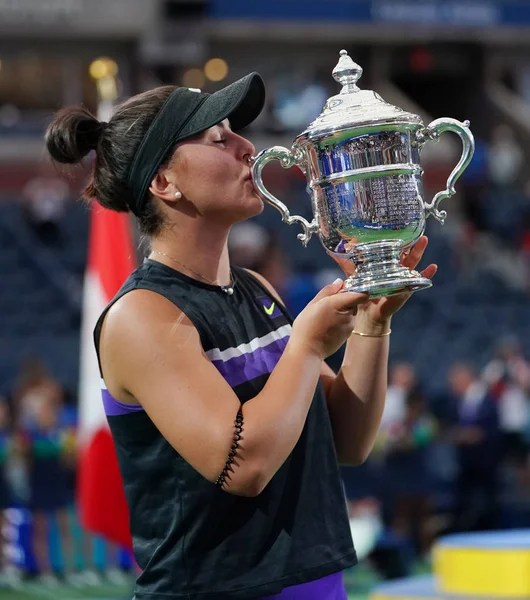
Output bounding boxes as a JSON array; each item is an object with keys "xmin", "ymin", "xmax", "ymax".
[
  {"xmin": 210, "ymin": 336, "xmax": 289, "ymax": 388},
  {"xmin": 261, "ymin": 572, "xmax": 347, "ymax": 600},
  {"xmin": 102, "ymin": 389, "xmax": 145, "ymax": 416}
]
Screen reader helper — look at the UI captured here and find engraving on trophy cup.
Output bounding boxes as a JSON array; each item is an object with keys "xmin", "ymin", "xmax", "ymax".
[{"xmin": 251, "ymin": 50, "xmax": 475, "ymax": 298}]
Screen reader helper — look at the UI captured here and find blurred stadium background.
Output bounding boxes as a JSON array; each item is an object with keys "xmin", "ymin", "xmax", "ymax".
[{"xmin": 2, "ymin": 1, "xmax": 530, "ymax": 599}]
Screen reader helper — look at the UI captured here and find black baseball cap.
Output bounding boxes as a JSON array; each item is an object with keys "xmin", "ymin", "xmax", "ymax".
[{"xmin": 127, "ymin": 72, "xmax": 265, "ymax": 216}]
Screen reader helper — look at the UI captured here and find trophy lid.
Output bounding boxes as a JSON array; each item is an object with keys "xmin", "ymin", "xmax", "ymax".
[{"xmin": 298, "ymin": 50, "xmax": 422, "ymax": 142}]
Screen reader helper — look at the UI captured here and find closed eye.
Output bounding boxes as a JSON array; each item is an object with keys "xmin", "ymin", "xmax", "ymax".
[{"xmin": 214, "ymin": 139, "xmax": 227, "ymax": 145}]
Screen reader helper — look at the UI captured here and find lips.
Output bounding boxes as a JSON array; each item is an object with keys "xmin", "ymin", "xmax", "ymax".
[
  {"xmin": 243, "ymin": 171, "xmax": 255, "ymax": 188},
  {"xmin": 244, "ymin": 173, "xmax": 257, "ymax": 193}
]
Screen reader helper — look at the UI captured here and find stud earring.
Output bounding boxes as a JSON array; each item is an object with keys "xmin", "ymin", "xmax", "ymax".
[{"xmin": 174, "ymin": 191, "xmax": 182, "ymax": 199}]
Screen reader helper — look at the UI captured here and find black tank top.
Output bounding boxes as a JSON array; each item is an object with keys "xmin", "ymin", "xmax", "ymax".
[{"xmin": 94, "ymin": 259, "xmax": 356, "ymax": 600}]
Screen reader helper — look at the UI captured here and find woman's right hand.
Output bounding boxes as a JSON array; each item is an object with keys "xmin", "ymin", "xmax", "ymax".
[{"xmin": 290, "ymin": 279, "xmax": 369, "ymax": 359}]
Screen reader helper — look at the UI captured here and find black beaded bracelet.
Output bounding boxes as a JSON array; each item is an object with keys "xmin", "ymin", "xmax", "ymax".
[{"xmin": 215, "ymin": 409, "xmax": 244, "ymax": 488}]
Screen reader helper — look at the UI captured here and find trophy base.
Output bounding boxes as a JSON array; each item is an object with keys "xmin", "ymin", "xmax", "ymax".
[{"xmin": 341, "ymin": 240, "xmax": 432, "ymax": 298}]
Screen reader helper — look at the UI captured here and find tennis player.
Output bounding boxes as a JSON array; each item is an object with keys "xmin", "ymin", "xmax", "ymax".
[{"xmin": 46, "ymin": 72, "xmax": 436, "ymax": 600}]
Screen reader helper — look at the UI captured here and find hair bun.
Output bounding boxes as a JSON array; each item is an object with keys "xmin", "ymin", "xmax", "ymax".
[{"xmin": 45, "ymin": 107, "xmax": 105, "ymax": 164}]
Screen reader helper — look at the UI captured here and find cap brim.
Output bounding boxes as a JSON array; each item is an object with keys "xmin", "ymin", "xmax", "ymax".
[{"xmin": 178, "ymin": 72, "xmax": 265, "ymax": 140}]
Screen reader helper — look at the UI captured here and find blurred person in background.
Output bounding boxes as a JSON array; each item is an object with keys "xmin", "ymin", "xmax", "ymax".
[
  {"xmin": 272, "ymin": 74, "xmax": 328, "ymax": 132},
  {"xmin": 0, "ymin": 398, "xmax": 13, "ymax": 583},
  {"xmin": 448, "ymin": 362, "xmax": 501, "ymax": 533},
  {"xmin": 228, "ymin": 224, "xmax": 297, "ymax": 313},
  {"xmin": 487, "ymin": 124, "xmax": 524, "ymax": 192},
  {"xmin": 459, "ymin": 136, "xmax": 489, "ymax": 231},
  {"xmin": 483, "ymin": 336, "xmax": 530, "ymax": 482},
  {"xmin": 252, "ymin": 238, "xmax": 291, "ymax": 297},
  {"xmin": 44, "ymin": 71, "xmax": 436, "ymax": 600},
  {"xmin": 12, "ymin": 358, "xmax": 62, "ymax": 432},
  {"xmin": 20, "ymin": 382, "xmax": 77, "ymax": 585},
  {"xmin": 520, "ymin": 180, "xmax": 530, "ymax": 290},
  {"xmin": 21, "ymin": 169, "xmax": 70, "ymax": 247},
  {"xmin": 382, "ymin": 391, "xmax": 437, "ymax": 558},
  {"xmin": 228, "ymin": 221, "xmax": 270, "ymax": 271},
  {"xmin": 481, "ymin": 124, "xmax": 527, "ymax": 246},
  {"xmin": 380, "ymin": 362, "xmax": 417, "ymax": 432}
]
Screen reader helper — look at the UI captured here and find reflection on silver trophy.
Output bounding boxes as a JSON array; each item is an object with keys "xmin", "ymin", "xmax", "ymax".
[{"xmin": 251, "ymin": 50, "xmax": 475, "ymax": 298}]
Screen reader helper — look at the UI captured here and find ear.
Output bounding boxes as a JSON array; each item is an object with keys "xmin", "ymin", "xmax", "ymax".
[{"xmin": 149, "ymin": 167, "xmax": 181, "ymax": 204}]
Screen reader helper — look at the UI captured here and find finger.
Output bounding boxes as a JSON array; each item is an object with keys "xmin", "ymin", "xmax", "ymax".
[
  {"xmin": 391, "ymin": 264, "xmax": 437, "ymax": 302},
  {"xmin": 401, "ymin": 235, "xmax": 427, "ymax": 268},
  {"xmin": 327, "ymin": 290, "xmax": 370, "ymax": 313},
  {"xmin": 402, "ymin": 236, "xmax": 428, "ymax": 270},
  {"xmin": 420, "ymin": 264, "xmax": 438, "ymax": 279},
  {"xmin": 310, "ymin": 278, "xmax": 344, "ymax": 303}
]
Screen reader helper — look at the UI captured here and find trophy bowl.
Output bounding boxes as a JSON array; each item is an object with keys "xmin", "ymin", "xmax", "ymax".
[{"xmin": 251, "ymin": 50, "xmax": 475, "ymax": 298}]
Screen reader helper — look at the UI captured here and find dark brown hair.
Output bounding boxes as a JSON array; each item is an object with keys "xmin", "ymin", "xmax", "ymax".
[{"xmin": 45, "ymin": 86, "xmax": 176, "ymax": 236}]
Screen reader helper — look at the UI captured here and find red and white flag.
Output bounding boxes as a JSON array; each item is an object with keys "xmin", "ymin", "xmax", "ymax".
[{"xmin": 77, "ymin": 205, "xmax": 136, "ymax": 548}]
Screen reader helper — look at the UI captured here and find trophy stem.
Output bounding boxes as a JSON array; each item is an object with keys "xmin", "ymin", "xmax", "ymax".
[{"xmin": 343, "ymin": 241, "xmax": 432, "ymax": 298}]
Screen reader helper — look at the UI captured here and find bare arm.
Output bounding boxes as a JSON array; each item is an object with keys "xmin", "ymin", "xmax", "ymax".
[
  {"xmin": 248, "ymin": 269, "xmax": 388, "ymax": 466},
  {"xmin": 324, "ymin": 313, "xmax": 390, "ymax": 465},
  {"xmin": 100, "ymin": 289, "xmax": 323, "ymax": 498},
  {"xmin": 324, "ymin": 236, "xmax": 436, "ymax": 464}
]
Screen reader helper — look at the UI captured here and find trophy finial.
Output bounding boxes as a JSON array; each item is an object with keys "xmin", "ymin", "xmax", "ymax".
[{"xmin": 332, "ymin": 49, "xmax": 363, "ymax": 90}]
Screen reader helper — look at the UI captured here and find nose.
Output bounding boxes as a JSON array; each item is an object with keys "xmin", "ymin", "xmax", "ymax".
[{"xmin": 237, "ymin": 134, "xmax": 256, "ymax": 164}]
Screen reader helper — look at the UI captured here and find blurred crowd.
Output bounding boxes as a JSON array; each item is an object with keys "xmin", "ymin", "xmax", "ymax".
[
  {"xmin": 349, "ymin": 342, "xmax": 530, "ymax": 566},
  {"xmin": 0, "ymin": 358, "xmax": 133, "ymax": 587},
  {"xmin": 458, "ymin": 123, "xmax": 530, "ymax": 290}
]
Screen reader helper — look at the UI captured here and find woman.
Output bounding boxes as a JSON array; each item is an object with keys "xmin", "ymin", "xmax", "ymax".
[
  {"xmin": 21, "ymin": 381, "xmax": 76, "ymax": 583},
  {"xmin": 46, "ymin": 73, "xmax": 436, "ymax": 599}
]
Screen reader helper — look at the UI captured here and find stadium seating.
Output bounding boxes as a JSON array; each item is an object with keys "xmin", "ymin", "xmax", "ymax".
[{"xmin": 1, "ymin": 197, "xmax": 529, "ymax": 399}]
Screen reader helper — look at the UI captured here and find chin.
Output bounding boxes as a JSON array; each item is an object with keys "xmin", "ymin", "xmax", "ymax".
[
  {"xmin": 250, "ymin": 192, "xmax": 264, "ymax": 214},
  {"xmin": 234, "ymin": 198, "xmax": 264, "ymax": 225},
  {"xmin": 212, "ymin": 194, "xmax": 263, "ymax": 225},
  {"xmin": 239, "ymin": 188, "xmax": 263, "ymax": 213},
  {"xmin": 247, "ymin": 193, "xmax": 265, "ymax": 218}
]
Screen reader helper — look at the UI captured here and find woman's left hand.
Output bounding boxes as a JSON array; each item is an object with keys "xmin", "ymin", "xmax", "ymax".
[{"xmin": 329, "ymin": 236, "xmax": 437, "ymax": 325}]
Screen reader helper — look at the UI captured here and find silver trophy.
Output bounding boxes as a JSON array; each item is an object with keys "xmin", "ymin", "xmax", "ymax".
[{"xmin": 251, "ymin": 50, "xmax": 475, "ymax": 297}]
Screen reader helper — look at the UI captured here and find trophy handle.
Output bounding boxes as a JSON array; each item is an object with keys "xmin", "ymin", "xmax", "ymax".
[
  {"xmin": 420, "ymin": 118, "xmax": 475, "ymax": 224},
  {"xmin": 251, "ymin": 146, "xmax": 319, "ymax": 246}
]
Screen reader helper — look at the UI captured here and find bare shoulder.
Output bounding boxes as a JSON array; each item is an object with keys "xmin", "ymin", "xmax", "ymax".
[
  {"xmin": 99, "ymin": 289, "xmax": 201, "ymax": 401},
  {"xmin": 102, "ymin": 288, "xmax": 196, "ymax": 348},
  {"xmin": 98, "ymin": 289, "xmax": 245, "ymax": 487}
]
